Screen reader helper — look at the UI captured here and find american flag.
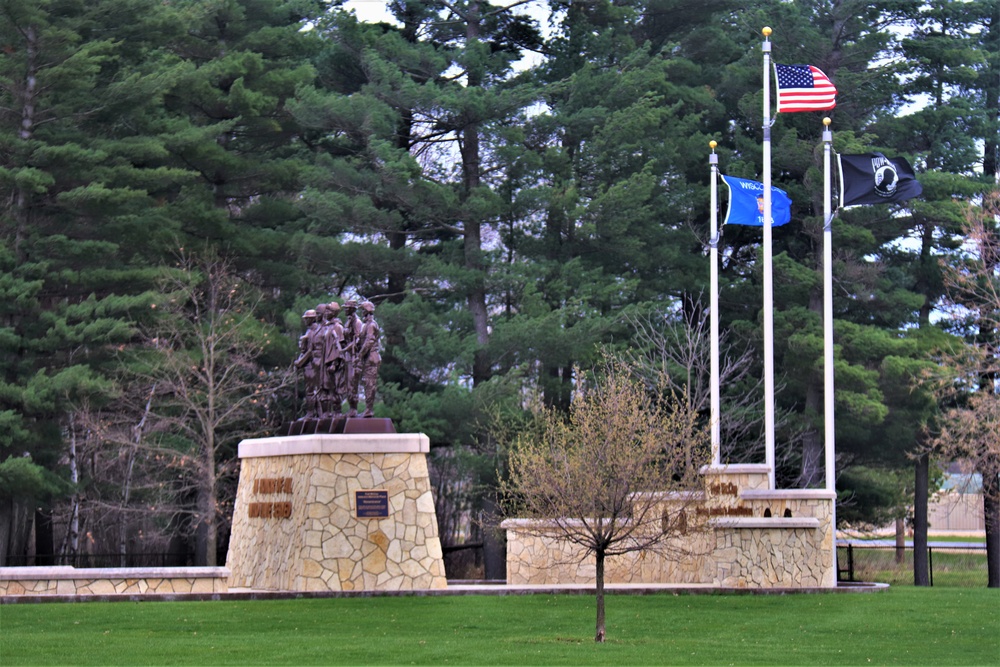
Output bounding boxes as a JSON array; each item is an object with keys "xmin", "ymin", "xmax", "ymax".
[{"xmin": 774, "ymin": 64, "xmax": 837, "ymax": 113}]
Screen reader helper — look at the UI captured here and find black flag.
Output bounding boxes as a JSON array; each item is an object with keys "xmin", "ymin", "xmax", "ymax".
[{"xmin": 837, "ymin": 153, "xmax": 923, "ymax": 206}]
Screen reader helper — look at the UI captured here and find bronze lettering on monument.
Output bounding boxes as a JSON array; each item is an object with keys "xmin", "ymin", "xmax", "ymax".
[
  {"xmin": 355, "ymin": 490, "xmax": 389, "ymax": 518},
  {"xmin": 709, "ymin": 482, "xmax": 739, "ymax": 496},
  {"xmin": 253, "ymin": 477, "xmax": 293, "ymax": 494},
  {"xmin": 248, "ymin": 501, "xmax": 292, "ymax": 519},
  {"xmin": 696, "ymin": 506, "xmax": 754, "ymax": 517},
  {"xmin": 248, "ymin": 477, "xmax": 293, "ymax": 519}
]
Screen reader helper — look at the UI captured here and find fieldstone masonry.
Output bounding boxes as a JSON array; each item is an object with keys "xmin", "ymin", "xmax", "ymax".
[
  {"xmin": 503, "ymin": 464, "xmax": 837, "ymax": 588},
  {"xmin": 0, "ymin": 566, "xmax": 229, "ymax": 596},
  {"xmin": 226, "ymin": 433, "xmax": 447, "ymax": 592}
]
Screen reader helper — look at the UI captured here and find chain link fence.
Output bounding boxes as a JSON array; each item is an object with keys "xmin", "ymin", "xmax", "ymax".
[
  {"xmin": 838, "ymin": 543, "xmax": 988, "ymax": 587},
  {"xmin": 4, "ymin": 552, "xmax": 191, "ymax": 568}
]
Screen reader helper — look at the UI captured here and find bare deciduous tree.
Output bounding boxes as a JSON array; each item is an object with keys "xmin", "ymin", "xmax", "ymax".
[
  {"xmin": 499, "ymin": 356, "xmax": 709, "ymax": 642},
  {"xmin": 931, "ymin": 190, "xmax": 1000, "ymax": 587},
  {"xmin": 624, "ymin": 303, "xmax": 801, "ymax": 470},
  {"xmin": 139, "ymin": 255, "xmax": 293, "ymax": 565}
]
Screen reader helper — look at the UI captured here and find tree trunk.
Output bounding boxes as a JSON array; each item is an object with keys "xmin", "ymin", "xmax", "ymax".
[
  {"xmin": 0, "ymin": 498, "xmax": 12, "ymax": 566},
  {"xmin": 594, "ymin": 549, "xmax": 606, "ymax": 643},
  {"xmin": 799, "ymin": 287, "xmax": 824, "ymax": 488},
  {"xmin": 982, "ymin": 1, "xmax": 999, "ymax": 180},
  {"xmin": 13, "ymin": 25, "xmax": 39, "ymax": 262},
  {"xmin": 461, "ymin": 1, "xmax": 491, "ymax": 388},
  {"xmin": 798, "ymin": 401, "xmax": 824, "ymax": 487},
  {"xmin": 480, "ymin": 493, "xmax": 506, "ymax": 580},
  {"xmin": 34, "ymin": 508, "xmax": 54, "ymax": 566},
  {"xmin": 65, "ymin": 412, "xmax": 81, "ymax": 563},
  {"xmin": 1, "ymin": 498, "xmax": 32, "ymax": 566},
  {"xmin": 983, "ymin": 466, "xmax": 999, "ymax": 588},
  {"xmin": 913, "ymin": 453, "xmax": 930, "ymax": 586},
  {"xmin": 118, "ymin": 443, "xmax": 138, "ymax": 567},
  {"xmin": 195, "ymin": 435, "xmax": 219, "ymax": 566},
  {"xmin": 543, "ymin": 364, "xmax": 573, "ymax": 412},
  {"xmin": 195, "ymin": 483, "xmax": 217, "ymax": 567},
  {"xmin": 894, "ymin": 517, "xmax": 906, "ymax": 564}
]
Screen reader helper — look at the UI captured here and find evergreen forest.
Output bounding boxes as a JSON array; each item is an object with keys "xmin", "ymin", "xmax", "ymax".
[{"xmin": 0, "ymin": 0, "xmax": 997, "ymax": 584}]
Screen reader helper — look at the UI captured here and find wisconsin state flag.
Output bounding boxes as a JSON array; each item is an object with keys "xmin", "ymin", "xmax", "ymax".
[{"xmin": 721, "ymin": 175, "xmax": 792, "ymax": 227}]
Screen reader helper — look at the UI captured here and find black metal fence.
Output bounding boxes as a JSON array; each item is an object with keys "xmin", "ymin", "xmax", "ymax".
[
  {"xmin": 838, "ymin": 543, "xmax": 988, "ymax": 587},
  {"xmin": 4, "ymin": 553, "xmax": 191, "ymax": 568}
]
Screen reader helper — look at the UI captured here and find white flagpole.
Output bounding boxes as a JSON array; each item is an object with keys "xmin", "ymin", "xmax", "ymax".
[
  {"xmin": 709, "ymin": 141, "xmax": 721, "ymax": 467},
  {"xmin": 822, "ymin": 117, "xmax": 835, "ymax": 495},
  {"xmin": 762, "ymin": 27, "xmax": 776, "ymax": 489}
]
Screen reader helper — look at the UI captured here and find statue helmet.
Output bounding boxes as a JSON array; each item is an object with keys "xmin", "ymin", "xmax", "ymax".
[
  {"xmin": 315, "ymin": 303, "xmax": 327, "ymax": 316},
  {"xmin": 360, "ymin": 301, "xmax": 375, "ymax": 313},
  {"xmin": 343, "ymin": 299, "xmax": 358, "ymax": 310},
  {"xmin": 327, "ymin": 301, "xmax": 341, "ymax": 312},
  {"xmin": 302, "ymin": 309, "xmax": 318, "ymax": 320}
]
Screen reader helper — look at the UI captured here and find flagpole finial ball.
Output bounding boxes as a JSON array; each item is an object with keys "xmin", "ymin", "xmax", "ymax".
[
  {"xmin": 823, "ymin": 117, "xmax": 832, "ymax": 126},
  {"xmin": 709, "ymin": 140, "xmax": 717, "ymax": 150},
  {"xmin": 762, "ymin": 27, "xmax": 772, "ymax": 37}
]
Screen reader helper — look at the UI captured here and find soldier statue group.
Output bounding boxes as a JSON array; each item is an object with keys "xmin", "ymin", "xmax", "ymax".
[{"xmin": 293, "ymin": 299, "xmax": 381, "ymax": 420}]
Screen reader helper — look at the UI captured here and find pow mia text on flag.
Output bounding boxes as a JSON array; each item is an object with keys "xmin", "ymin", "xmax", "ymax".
[{"xmin": 837, "ymin": 153, "xmax": 923, "ymax": 207}]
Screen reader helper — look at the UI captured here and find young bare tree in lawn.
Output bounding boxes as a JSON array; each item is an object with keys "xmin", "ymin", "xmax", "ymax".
[
  {"xmin": 499, "ymin": 356, "xmax": 709, "ymax": 642},
  {"xmin": 932, "ymin": 190, "xmax": 1000, "ymax": 587}
]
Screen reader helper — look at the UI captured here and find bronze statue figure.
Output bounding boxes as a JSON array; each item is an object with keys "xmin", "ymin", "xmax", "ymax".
[
  {"xmin": 317, "ymin": 302, "xmax": 344, "ymax": 417},
  {"xmin": 292, "ymin": 309, "xmax": 320, "ymax": 418},
  {"xmin": 293, "ymin": 296, "xmax": 383, "ymax": 423},
  {"xmin": 357, "ymin": 301, "xmax": 382, "ymax": 418},
  {"xmin": 341, "ymin": 299, "xmax": 364, "ymax": 418}
]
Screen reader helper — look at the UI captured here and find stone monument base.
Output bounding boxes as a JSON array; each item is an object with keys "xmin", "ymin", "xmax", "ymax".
[
  {"xmin": 503, "ymin": 464, "xmax": 836, "ymax": 589},
  {"xmin": 226, "ymin": 432, "xmax": 446, "ymax": 592}
]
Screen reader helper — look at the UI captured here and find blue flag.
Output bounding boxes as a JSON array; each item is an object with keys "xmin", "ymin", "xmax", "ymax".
[{"xmin": 721, "ymin": 175, "xmax": 792, "ymax": 227}]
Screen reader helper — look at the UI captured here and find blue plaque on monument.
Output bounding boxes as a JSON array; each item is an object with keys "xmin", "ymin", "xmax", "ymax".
[{"xmin": 355, "ymin": 490, "xmax": 389, "ymax": 518}]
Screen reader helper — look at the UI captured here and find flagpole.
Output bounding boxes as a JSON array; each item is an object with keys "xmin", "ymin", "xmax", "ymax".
[
  {"xmin": 822, "ymin": 117, "xmax": 835, "ymax": 495},
  {"xmin": 823, "ymin": 117, "xmax": 837, "ymax": 586},
  {"xmin": 762, "ymin": 27, "xmax": 776, "ymax": 489},
  {"xmin": 709, "ymin": 141, "xmax": 721, "ymax": 467}
]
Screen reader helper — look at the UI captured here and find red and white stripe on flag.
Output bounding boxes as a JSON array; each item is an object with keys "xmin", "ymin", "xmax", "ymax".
[{"xmin": 774, "ymin": 64, "xmax": 837, "ymax": 113}]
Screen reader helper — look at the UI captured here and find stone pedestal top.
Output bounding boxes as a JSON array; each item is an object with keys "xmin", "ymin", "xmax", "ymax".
[
  {"xmin": 0, "ymin": 566, "xmax": 230, "ymax": 580},
  {"xmin": 710, "ymin": 517, "xmax": 821, "ymax": 529},
  {"xmin": 740, "ymin": 489, "xmax": 838, "ymax": 500},
  {"xmin": 238, "ymin": 433, "xmax": 430, "ymax": 458},
  {"xmin": 700, "ymin": 464, "xmax": 773, "ymax": 475}
]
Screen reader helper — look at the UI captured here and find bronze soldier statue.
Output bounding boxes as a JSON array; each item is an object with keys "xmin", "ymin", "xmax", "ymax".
[
  {"xmin": 292, "ymin": 309, "xmax": 320, "ymax": 418},
  {"xmin": 318, "ymin": 302, "xmax": 345, "ymax": 417},
  {"xmin": 292, "ymin": 297, "xmax": 389, "ymax": 425},
  {"xmin": 356, "ymin": 301, "xmax": 382, "ymax": 418},
  {"xmin": 341, "ymin": 299, "xmax": 364, "ymax": 417}
]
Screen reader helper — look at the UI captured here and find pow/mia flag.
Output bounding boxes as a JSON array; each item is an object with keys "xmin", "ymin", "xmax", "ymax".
[{"xmin": 837, "ymin": 153, "xmax": 923, "ymax": 207}]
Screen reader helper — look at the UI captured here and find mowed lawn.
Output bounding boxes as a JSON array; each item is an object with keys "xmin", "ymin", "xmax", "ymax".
[{"xmin": 2, "ymin": 588, "xmax": 997, "ymax": 666}]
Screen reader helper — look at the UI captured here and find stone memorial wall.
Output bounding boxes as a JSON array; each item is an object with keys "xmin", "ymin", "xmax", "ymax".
[
  {"xmin": 503, "ymin": 464, "xmax": 836, "ymax": 589},
  {"xmin": 0, "ymin": 567, "xmax": 230, "ymax": 596},
  {"xmin": 226, "ymin": 433, "xmax": 447, "ymax": 592}
]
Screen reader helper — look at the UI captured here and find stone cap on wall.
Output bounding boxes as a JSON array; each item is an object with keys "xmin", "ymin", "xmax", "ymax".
[
  {"xmin": 0, "ymin": 566, "xmax": 231, "ymax": 580},
  {"xmin": 710, "ymin": 517, "xmax": 820, "ymax": 529},
  {"xmin": 740, "ymin": 489, "xmax": 837, "ymax": 501},
  {"xmin": 238, "ymin": 433, "xmax": 430, "ymax": 458},
  {"xmin": 699, "ymin": 464, "xmax": 772, "ymax": 475}
]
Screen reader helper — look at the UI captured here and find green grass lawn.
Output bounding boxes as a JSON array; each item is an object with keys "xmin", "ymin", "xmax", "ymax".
[{"xmin": 2, "ymin": 588, "xmax": 998, "ymax": 666}]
